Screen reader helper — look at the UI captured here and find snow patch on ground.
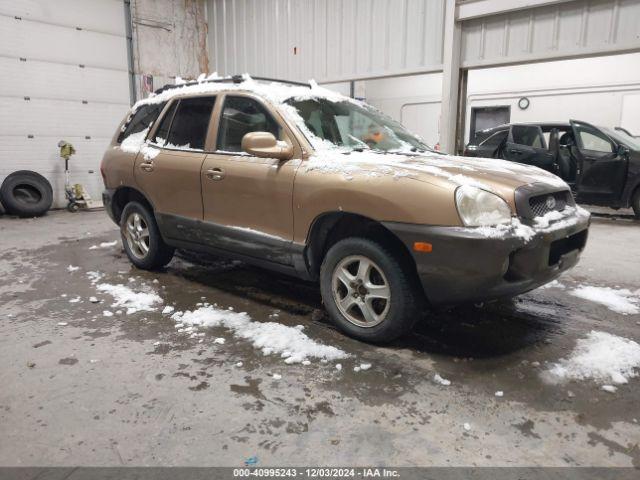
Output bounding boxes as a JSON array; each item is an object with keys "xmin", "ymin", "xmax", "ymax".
[
  {"xmin": 545, "ymin": 330, "xmax": 640, "ymax": 385},
  {"xmin": 89, "ymin": 241, "xmax": 118, "ymax": 250},
  {"xmin": 67, "ymin": 265, "xmax": 80, "ymax": 272},
  {"xmin": 538, "ymin": 280, "xmax": 566, "ymax": 290},
  {"xmin": 96, "ymin": 283, "xmax": 163, "ymax": 314},
  {"xmin": 433, "ymin": 373, "xmax": 451, "ymax": 386},
  {"xmin": 569, "ymin": 285, "xmax": 640, "ymax": 315},
  {"xmin": 172, "ymin": 306, "xmax": 348, "ymax": 363}
]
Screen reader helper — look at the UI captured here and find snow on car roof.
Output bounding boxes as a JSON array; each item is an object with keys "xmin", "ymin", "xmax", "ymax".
[{"xmin": 133, "ymin": 73, "xmax": 352, "ymax": 110}]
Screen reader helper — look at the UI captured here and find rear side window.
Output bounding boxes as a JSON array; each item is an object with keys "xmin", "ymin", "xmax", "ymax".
[
  {"xmin": 166, "ymin": 97, "xmax": 217, "ymax": 150},
  {"xmin": 117, "ymin": 102, "xmax": 166, "ymax": 143},
  {"xmin": 153, "ymin": 97, "xmax": 217, "ymax": 150},
  {"xmin": 217, "ymin": 96, "xmax": 281, "ymax": 152},
  {"xmin": 511, "ymin": 125, "xmax": 544, "ymax": 148}
]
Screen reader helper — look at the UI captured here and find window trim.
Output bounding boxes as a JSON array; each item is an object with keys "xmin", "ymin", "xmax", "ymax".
[{"xmin": 480, "ymin": 129, "xmax": 508, "ymax": 147}]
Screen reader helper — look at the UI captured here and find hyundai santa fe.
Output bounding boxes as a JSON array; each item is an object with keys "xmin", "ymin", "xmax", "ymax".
[{"xmin": 101, "ymin": 75, "xmax": 590, "ymax": 343}]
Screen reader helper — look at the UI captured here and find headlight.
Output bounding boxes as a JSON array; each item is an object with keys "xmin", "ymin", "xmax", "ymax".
[{"xmin": 455, "ymin": 185, "xmax": 512, "ymax": 226}]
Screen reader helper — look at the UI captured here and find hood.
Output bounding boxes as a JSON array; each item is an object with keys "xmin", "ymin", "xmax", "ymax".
[{"xmin": 306, "ymin": 149, "xmax": 568, "ymax": 207}]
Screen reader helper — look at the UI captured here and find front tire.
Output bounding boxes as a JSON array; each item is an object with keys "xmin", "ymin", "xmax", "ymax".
[
  {"xmin": 320, "ymin": 237, "xmax": 423, "ymax": 343},
  {"xmin": 120, "ymin": 202, "xmax": 174, "ymax": 270}
]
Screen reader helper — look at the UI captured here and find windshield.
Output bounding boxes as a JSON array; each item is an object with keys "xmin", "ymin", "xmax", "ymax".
[
  {"xmin": 601, "ymin": 127, "xmax": 640, "ymax": 151},
  {"xmin": 287, "ymin": 97, "xmax": 432, "ymax": 153}
]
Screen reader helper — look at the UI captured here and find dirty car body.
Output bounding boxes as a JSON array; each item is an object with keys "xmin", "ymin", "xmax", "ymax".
[{"xmin": 101, "ymin": 75, "xmax": 590, "ymax": 343}]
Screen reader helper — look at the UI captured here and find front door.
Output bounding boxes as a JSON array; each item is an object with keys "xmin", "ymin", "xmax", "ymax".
[
  {"xmin": 503, "ymin": 124, "xmax": 555, "ymax": 172},
  {"xmin": 134, "ymin": 96, "xmax": 217, "ymax": 242},
  {"xmin": 570, "ymin": 120, "xmax": 627, "ymax": 205},
  {"xmin": 200, "ymin": 94, "xmax": 300, "ymax": 265}
]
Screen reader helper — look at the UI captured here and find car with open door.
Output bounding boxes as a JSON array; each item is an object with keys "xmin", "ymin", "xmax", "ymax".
[{"xmin": 465, "ymin": 120, "xmax": 640, "ymax": 218}]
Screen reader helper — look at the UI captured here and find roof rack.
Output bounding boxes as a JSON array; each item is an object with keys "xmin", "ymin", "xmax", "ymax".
[{"xmin": 154, "ymin": 74, "xmax": 311, "ymax": 95}]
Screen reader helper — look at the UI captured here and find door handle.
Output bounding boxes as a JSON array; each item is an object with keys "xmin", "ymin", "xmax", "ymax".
[
  {"xmin": 140, "ymin": 161, "xmax": 154, "ymax": 172},
  {"xmin": 206, "ymin": 167, "xmax": 225, "ymax": 181},
  {"xmin": 509, "ymin": 149, "xmax": 523, "ymax": 155}
]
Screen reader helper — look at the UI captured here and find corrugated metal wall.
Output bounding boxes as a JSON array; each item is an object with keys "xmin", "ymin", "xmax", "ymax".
[
  {"xmin": 461, "ymin": 0, "xmax": 640, "ymax": 68},
  {"xmin": 209, "ymin": 0, "xmax": 640, "ymax": 82},
  {"xmin": 208, "ymin": 0, "xmax": 447, "ymax": 82}
]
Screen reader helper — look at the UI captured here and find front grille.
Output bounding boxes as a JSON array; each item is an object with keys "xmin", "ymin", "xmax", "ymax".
[{"xmin": 528, "ymin": 190, "xmax": 571, "ymax": 217}]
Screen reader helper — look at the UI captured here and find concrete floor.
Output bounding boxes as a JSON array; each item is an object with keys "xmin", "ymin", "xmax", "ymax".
[{"xmin": 0, "ymin": 209, "xmax": 639, "ymax": 467}]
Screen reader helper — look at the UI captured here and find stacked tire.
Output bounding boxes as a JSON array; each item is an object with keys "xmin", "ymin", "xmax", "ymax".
[{"xmin": 0, "ymin": 171, "xmax": 53, "ymax": 217}]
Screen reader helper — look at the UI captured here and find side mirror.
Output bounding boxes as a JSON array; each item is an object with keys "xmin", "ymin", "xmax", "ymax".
[
  {"xmin": 241, "ymin": 132, "xmax": 293, "ymax": 160},
  {"xmin": 617, "ymin": 144, "xmax": 630, "ymax": 157}
]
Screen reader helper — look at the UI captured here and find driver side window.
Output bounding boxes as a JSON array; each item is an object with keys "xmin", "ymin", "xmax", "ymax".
[
  {"xmin": 576, "ymin": 129, "xmax": 614, "ymax": 153},
  {"xmin": 216, "ymin": 96, "xmax": 281, "ymax": 152}
]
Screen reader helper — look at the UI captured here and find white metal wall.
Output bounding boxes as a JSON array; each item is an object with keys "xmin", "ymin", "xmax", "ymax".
[
  {"xmin": 461, "ymin": 0, "xmax": 640, "ymax": 68},
  {"xmin": 0, "ymin": 0, "xmax": 131, "ymax": 209},
  {"xmin": 208, "ymin": 0, "xmax": 446, "ymax": 82},
  {"xmin": 207, "ymin": 0, "xmax": 640, "ymax": 153}
]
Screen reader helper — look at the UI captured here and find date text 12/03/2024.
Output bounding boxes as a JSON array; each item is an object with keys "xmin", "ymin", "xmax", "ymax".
[{"xmin": 233, "ymin": 468, "xmax": 400, "ymax": 478}]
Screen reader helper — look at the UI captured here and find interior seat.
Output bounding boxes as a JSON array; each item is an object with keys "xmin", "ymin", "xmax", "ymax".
[{"xmin": 558, "ymin": 132, "xmax": 577, "ymax": 182}]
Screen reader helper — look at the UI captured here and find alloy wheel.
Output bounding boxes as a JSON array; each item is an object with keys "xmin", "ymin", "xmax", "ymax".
[
  {"xmin": 124, "ymin": 212, "xmax": 150, "ymax": 260},
  {"xmin": 331, "ymin": 255, "xmax": 391, "ymax": 328}
]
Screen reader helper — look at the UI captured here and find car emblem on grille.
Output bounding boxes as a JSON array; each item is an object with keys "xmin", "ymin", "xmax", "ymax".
[{"xmin": 545, "ymin": 195, "xmax": 557, "ymax": 210}]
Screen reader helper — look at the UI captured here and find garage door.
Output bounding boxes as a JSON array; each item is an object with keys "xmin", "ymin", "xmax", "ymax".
[{"xmin": 0, "ymin": 0, "xmax": 131, "ymax": 209}]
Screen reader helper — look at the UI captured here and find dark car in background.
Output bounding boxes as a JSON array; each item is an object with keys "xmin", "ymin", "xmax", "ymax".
[{"xmin": 464, "ymin": 120, "xmax": 640, "ymax": 218}]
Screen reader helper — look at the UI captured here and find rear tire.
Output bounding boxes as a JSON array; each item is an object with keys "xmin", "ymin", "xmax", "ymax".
[
  {"xmin": 632, "ymin": 188, "xmax": 640, "ymax": 220},
  {"xmin": 319, "ymin": 237, "xmax": 423, "ymax": 344},
  {"xmin": 120, "ymin": 201, "xmax": 174, "ymax": 270},
  {"xmin": 0, "ymin": 171, "xmax": 53, "ymax": 217}
]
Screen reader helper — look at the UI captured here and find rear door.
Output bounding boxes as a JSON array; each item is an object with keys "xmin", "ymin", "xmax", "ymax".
[
  {"xmin": 503, "ymin": 125, "xmax": 555, "ymax": 172},
  {"xmin": 134, "ymin": 96, "xmax": 217, "ymax": 242},
  {"xmin": 571, "ymin": 120, "xmax": 628, "ymax": 205}
]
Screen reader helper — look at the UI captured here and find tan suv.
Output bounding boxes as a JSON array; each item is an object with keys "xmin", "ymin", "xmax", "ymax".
[{"xmin": 101, "ymin": 75, "xmax": 590, "ymax": 343}]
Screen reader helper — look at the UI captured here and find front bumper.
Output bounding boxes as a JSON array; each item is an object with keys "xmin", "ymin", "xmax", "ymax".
[{"xmin": 384, "ymin": 209, "xmax": 590, "ymax": 307}]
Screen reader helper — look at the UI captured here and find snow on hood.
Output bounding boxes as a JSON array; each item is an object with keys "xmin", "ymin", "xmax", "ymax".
[{"xmin": 304, "ymin": 148, "xmax": 567, "ymax": 193}]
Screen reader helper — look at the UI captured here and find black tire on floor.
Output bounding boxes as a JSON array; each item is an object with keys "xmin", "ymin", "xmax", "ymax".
[
  {"xmin": 0, "ymin": 171, "xmax": 53, "ymax": 217},
  {"xmin": 632, "ymin": 188, "xmax": 640, "ymax": 220},
  {"xmin": 120, "ymin": 201, "xmax": 175, "ymax": 270},
  {"xmin": 319, "ymin": 237, "xmax": 424, "ymax": 344}
]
